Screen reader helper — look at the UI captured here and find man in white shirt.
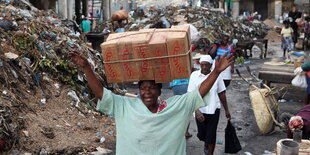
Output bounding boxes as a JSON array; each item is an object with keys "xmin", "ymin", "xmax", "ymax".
[{"xmin": 188, "ymin": 55, "xmax": 231, "ymax": 155}]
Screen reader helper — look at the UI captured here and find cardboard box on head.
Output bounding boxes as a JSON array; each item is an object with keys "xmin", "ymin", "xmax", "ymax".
[{"xmin": 101, "ymin": 25, "xmax": 192, "ymax": 83}]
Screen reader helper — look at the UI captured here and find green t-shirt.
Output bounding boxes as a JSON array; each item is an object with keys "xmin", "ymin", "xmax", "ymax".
[
  {"xmin": 80, "ymin": 20, "xmax": 91, "ymax": 33},
  {"xmin": 96, "ymin": 88, "xmax": 208, "ymax": 155}
]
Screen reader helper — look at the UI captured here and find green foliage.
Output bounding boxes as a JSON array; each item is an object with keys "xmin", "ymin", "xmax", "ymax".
[
  {"xmin": 15, "ymin": 35, "xmax": 36, "ymax": 51},
  {"xmin": 39, "ymin": 58, "xmax": 79, "ymax": 87},
  {"xmin": 236, "ymin": 56, "xmax": 245, "ymax": 65}
]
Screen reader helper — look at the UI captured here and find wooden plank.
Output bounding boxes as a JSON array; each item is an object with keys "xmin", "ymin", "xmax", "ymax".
[
  {"xmin": 258, "ymin": 71, "xmax": 295, "ymax": 84},
  {"xmin": 260, "ymin": 65, "xmax": 295, "ymax": 73}
]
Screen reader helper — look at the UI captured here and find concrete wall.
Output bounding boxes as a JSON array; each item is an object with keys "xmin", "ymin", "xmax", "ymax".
[
  {"xmin": 268, "ymin": 0, "xmax": 275, "ymax": 19},
  {"xmin": 294, "ymin": 0, "xmax": 310, "ymax": 12},
  {"xmin": 110, "ymin": 0, "xmax": 137, "ymax": 15}
]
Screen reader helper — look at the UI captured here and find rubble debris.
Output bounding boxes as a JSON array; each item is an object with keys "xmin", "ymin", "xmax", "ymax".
[
  {"xmin": 90, "ymin": 147, "xmax": 112, "ymax": 155},
  {"xmin": 0, "ymin": 20, "xmax": 16, "ymax": 30},
  {"xmin": 40, "ymin": 127, "xmax": 55, "ymax": 139},
  {"xmin": 96, "ymin": 6, "xmax": 268, "ymax": 45},
  {"xmin": 0, "ymin": 0, "xmax": 119, "ymax": 153},
  {"xmin": 100, "ymin": 137, "xmax": 106, "ymax": 143}
]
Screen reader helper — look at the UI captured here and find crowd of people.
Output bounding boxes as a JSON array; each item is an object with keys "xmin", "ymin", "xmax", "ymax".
[
  {"xmin": 281, "ymin": 6, "xmax": 310, "ymax": 57},
  {"xmin": 68, "ymin": 5, "xmax": 310, "ymax": 155}
]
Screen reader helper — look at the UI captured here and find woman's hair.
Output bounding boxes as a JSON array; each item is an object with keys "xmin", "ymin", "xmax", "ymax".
[
  {"xmin": 138, "ymin": 80, "xmax": 163, "ymax": 89},
  {"xmin": 222, "ymin": 34, "xmax": 229, "ymax": 40},
  {"xmin": 283, "ymin": 20, "xmax": 290, "ymax": 24}
]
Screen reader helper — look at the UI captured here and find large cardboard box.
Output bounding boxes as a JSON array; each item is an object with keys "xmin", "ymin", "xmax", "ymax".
[{"xmin": 101, "ymin": 26, "xmax": 192, "ymax": 83}]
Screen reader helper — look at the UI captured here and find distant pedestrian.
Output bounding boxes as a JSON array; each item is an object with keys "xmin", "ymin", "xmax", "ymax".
[
  {"xmin": 188, "ymin": 55, "xmax": 231, "ymax": 155},
  {"xmin": 209, "ymin": 35, "xmax": 235, "ymax": 87},
  {"xmin": 281, "ymin": 20, "xmax": 294, "ymax": 57},
  {"xmin": 95, "ymin": 10, "xmax": 100, "ymax": 18},
  {"xmin": 295, "ymin": 60, "xmax": 310, "ymax": 104},
  {"xmin": 288, "ymin": 6, "xmax": 302, "ymax": 46},
  {"xmin": 80, "ymin": 15, "xmax": 91, "ymax": 33},
  {"xmin": 304, "ymin": 16, "xmax": 310, "ymax": 50}
]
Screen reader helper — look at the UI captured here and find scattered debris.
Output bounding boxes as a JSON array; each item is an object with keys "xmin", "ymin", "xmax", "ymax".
[
  {"xmin": 41, "ymin": 127, "xmax": 55, "ymax": 139},
  {"xmin": 100, "ymin": 137, "xmax": 106, "ymax": 143},
  {"xmin": 4, "ymin": 52, "xmax": 18, "ymax": 59},
  {"xmin": 40, "ymin": 98, "xmax": 47, "ymax": 104},
  {"xmin": 0, "ymin": 1, "xmax": 119, "ymax": 153},
  {"xmin": 90, "ymin": 147, "xmax": 112, "ymax": 155},
  {"xmin": 244, "ymin": 152, "xmax": 253, "ymax": 155}
]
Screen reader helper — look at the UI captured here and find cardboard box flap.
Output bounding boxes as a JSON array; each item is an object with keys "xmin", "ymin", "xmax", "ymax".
[
  {"xmin": 106, "ymin": 32, "xmax": 126, "ymax": 41},
  {"xmin": 171, "ymin": 25, "xmax": 191, "ymax": 47}
]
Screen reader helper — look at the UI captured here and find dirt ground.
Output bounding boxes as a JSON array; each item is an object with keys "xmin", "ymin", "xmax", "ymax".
[{"xmin": 2, "ymin": 82, "xmax": 116, "ymax": 154}]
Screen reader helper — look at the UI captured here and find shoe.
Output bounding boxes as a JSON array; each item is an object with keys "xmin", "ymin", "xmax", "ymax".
[{"xmin": 204, "ymin": 146, "xmax": 208, "ymax": 155}]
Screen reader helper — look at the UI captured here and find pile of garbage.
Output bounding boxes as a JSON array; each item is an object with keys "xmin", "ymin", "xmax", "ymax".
[
  {"xmin": 0, "ymin": 0, "xmax": 121, "ymax": 153},
  {"xmin": 96, "ymin": 5, "xmax": 268, "ymax": 45}
]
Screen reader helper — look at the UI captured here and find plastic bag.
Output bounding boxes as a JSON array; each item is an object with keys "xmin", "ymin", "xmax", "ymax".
[
  {"xmin": 291, "ymin": 74, "xmax": 307, "ymax": 88},
  {"xmin": 179, "ymin": 24, "xmax": 200, "ymax": 43},
  {"xmin": 225, "ymin": 121, "xmax": 242, "ymax": 153}
]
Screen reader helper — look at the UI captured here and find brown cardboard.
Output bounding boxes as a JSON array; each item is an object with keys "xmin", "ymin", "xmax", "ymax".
[
  {"xmin": 101, "ymin": 39, "xmax": 124, "ymax": 82},
  {"xmin": 101, "ymin": 26, "xmax": 192, "ymax": 83},
  {"xmin": 167, "ymin": 28, "xmax": 191, "ymax": 80},
  {"xmin": 148, "ymin": 29, "xmax": 172, "ymax": 82},
  {"xmin": 106, "ymin": 32, "xmax": 125, "ymax": 41},
  {"xmin": 117, "ymin": 32, "xmax": 139, "ymax": 82},
  {"xmin": 171, "ymin": 25, "xmax": 191, "ymax": 46},
  {"xmin": 131, "ymin": 30, "xmax": 154, "ymax": 80}
]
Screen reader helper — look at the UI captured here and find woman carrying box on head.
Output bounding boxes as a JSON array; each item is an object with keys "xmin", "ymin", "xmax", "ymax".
[{"xmin": 68, "ymin": 51, "xmax": 234, "ymax": 155}]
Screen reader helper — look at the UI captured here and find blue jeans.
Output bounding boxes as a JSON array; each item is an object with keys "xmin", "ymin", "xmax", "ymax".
[{"xmin": 171, "ymin": 84, "xmax": 188, "ymax": 95}]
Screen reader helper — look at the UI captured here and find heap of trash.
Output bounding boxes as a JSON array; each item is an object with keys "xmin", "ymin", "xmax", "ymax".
[
  {"xmin": 0, "ymin": 0, "xmax": 120, "ymax": 154},
  {"xmin": 96, "ymin": 5, "xmax": 268, "ymax": 45}
]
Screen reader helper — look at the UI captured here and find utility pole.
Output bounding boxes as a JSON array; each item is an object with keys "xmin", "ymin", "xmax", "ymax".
[
  {"xmin": 91, "ymin": 0, "xmax": 94, "ymax": 31},
  {"xmin": 82, "ymin": 0, "xmax": 88, "ymax": 19},
  {"xmin": 75, "ymin": 0, "xmax": 81, "ymax": 24}
]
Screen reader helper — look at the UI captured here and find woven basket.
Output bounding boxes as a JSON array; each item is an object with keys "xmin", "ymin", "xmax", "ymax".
[{"xmin": 249, "ymin": 85, "xmax": 279, "ymax": 134}]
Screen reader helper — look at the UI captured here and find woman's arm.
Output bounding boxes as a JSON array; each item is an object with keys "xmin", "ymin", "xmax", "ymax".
[{"xmin": 68, "ymin": 51, "xmax": 104, "ymax": 100}]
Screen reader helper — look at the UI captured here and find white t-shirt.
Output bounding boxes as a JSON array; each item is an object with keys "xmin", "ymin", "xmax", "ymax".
[{"xmin": 187, "ymin": 70, "xmax": 226, "ymax": 114}]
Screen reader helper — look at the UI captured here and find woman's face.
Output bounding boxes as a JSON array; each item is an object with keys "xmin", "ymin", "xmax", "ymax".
[
  {"xmin": 285, "ymin": 23, "xmax": 289, "ymax": 28},
  {"xmin": 222, "ymin": 37, "xmax": 229, "ymax": 46}
]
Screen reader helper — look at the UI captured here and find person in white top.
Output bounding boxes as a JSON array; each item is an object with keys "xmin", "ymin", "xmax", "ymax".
[{"xmin": 188, "ymin": 55, "xmax": 231, "ymax": 155}]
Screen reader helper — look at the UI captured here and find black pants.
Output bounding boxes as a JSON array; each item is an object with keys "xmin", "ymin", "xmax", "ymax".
[{"xmin": 195, "ymin": 109, "xmax": 220, "ymax": 144}]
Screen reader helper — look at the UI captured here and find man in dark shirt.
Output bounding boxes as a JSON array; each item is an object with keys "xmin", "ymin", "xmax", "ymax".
[{"xmin": 288, "ymin": 6, "xmax": 302, "ymax": 45}]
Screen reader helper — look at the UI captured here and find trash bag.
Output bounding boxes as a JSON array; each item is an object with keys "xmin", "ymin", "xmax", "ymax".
[
  {"xmin": 225, "ymin": 120, "xmax": 242, "ymax": 153},
  {"xmin": 179, "ymin": 24, "xmax": 200, "ymax": 43},
  {"xmin": 0, "ymin": 20, "xmax": 15, "ymax": 30},
  {"xmin": 291, "ymin": 74, "xmax": 307, "ymax": 88}
]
